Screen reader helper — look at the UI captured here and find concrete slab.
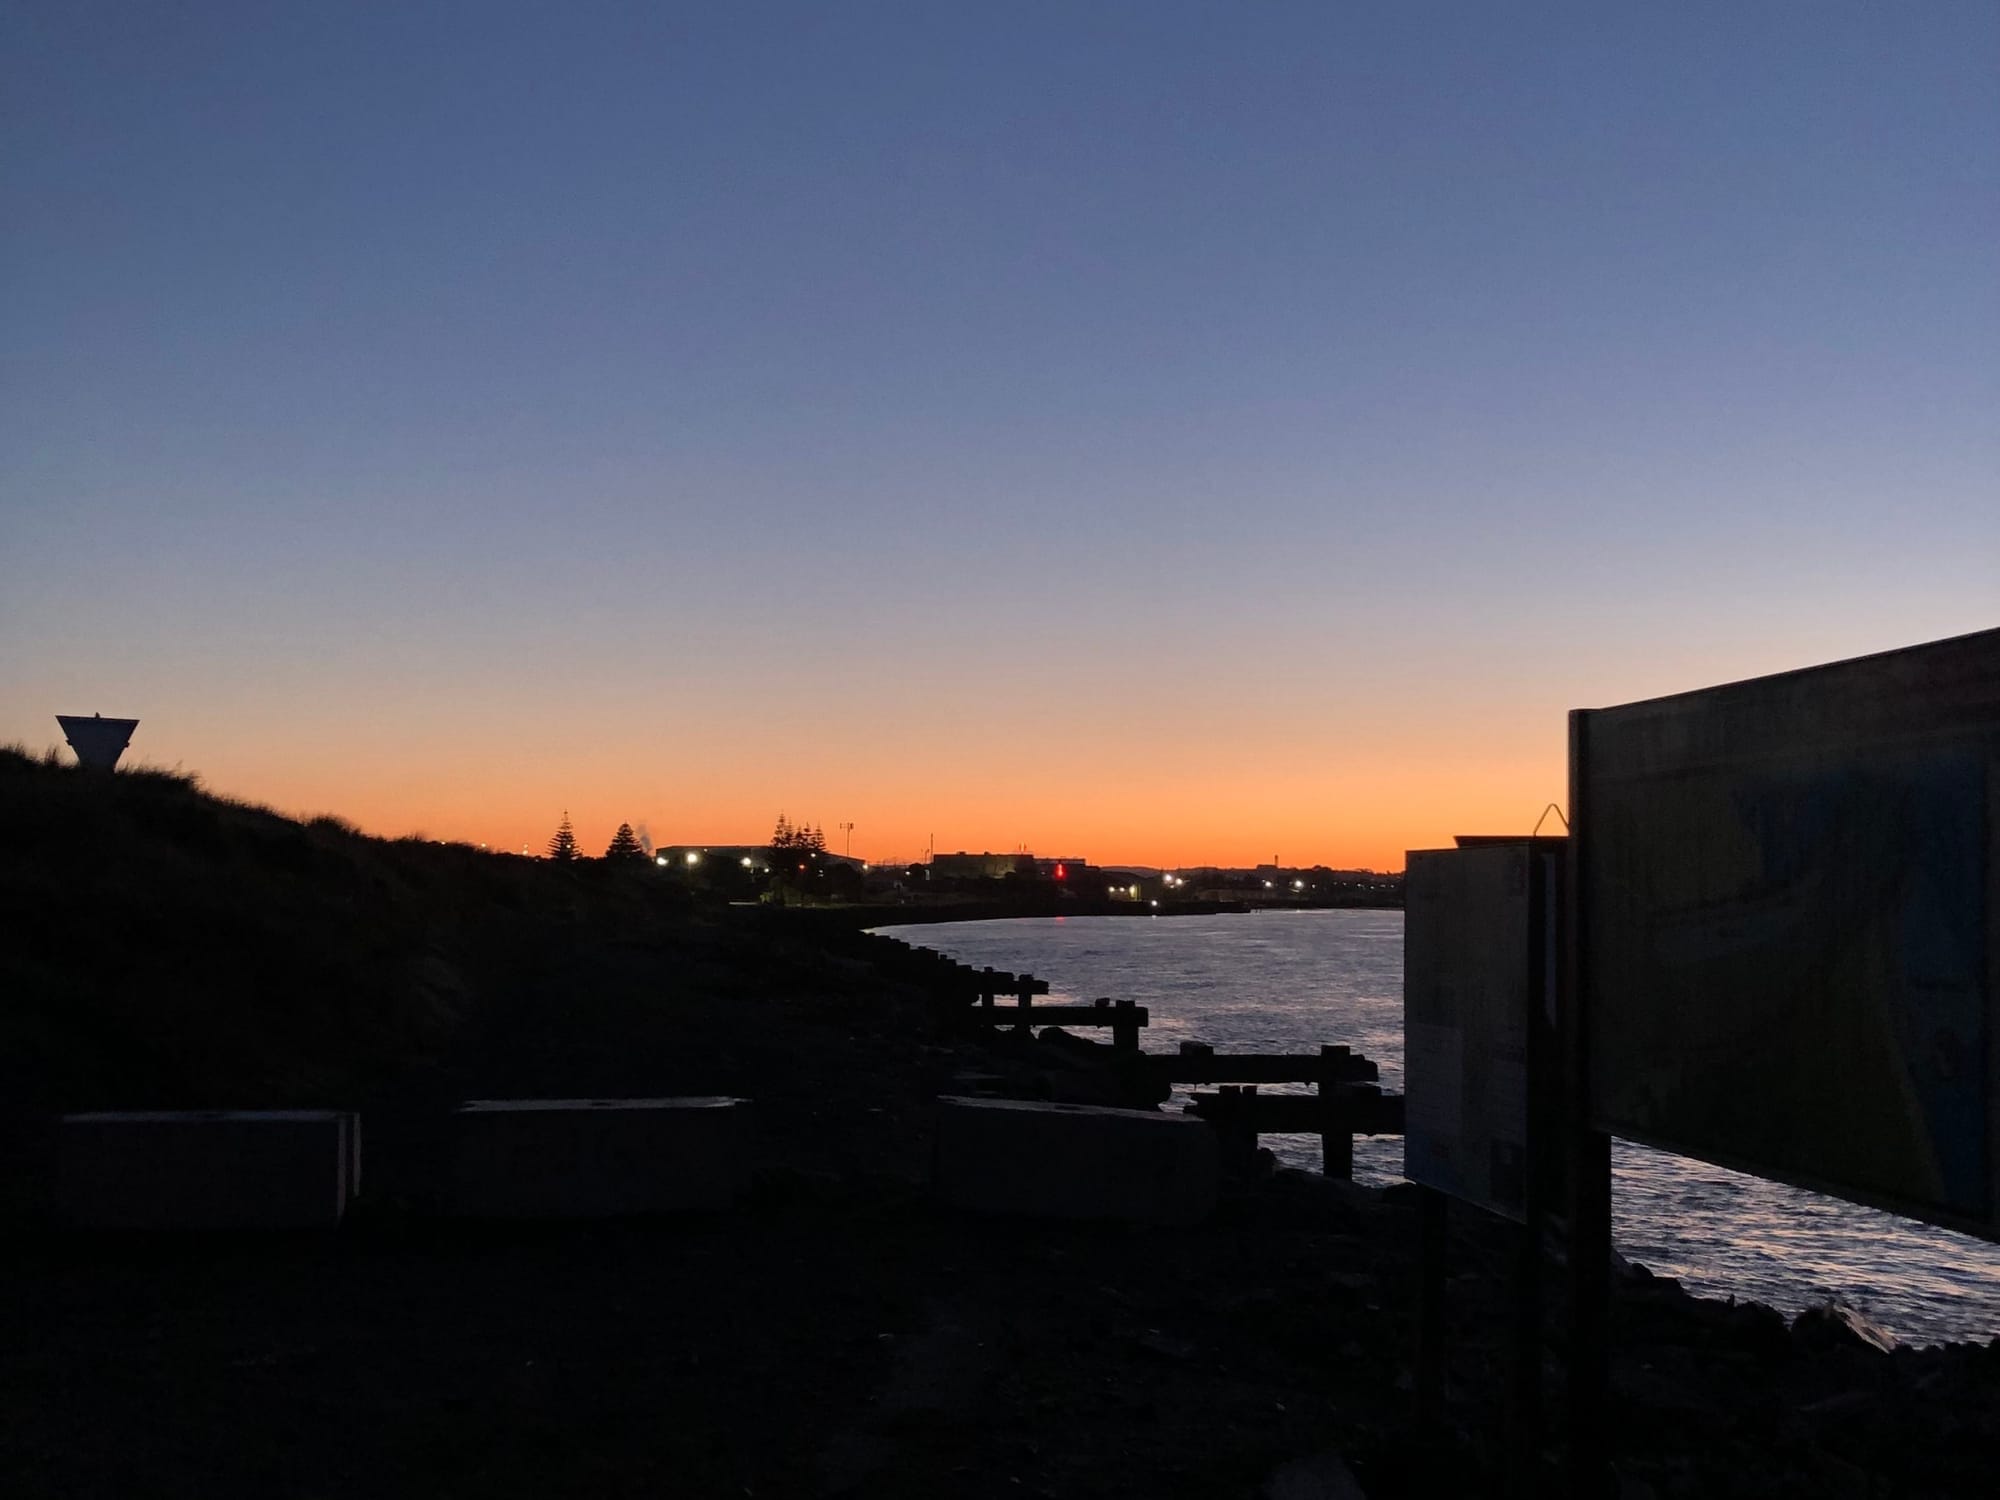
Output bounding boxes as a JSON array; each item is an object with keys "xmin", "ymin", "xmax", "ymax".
[
  {"xmin": 932, "ymin": 1096, "xmax": 1218, "ymax": 1226},
  {"xmin": 446, "ymin": 1097, "xmax": 749, "ymax": 1219},
  {"xmin": 56, "ymin": 1110, "xmax": 357, "ymax": 1230}
]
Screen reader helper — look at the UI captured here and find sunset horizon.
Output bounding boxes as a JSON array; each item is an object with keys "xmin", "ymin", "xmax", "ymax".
[
  {"xmin": 24, "ymin": 617, "xmax": 1991, "ymax": 873},
  {"xmin": 9, "ymin": 7, "xmax": 1990, "ymax": 879},
  {"xmin": 6, "ymin": 7, "xmax": 1997, "ymax": 1490}
]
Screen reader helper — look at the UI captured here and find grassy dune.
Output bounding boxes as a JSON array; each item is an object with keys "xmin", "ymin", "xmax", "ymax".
[
  {"xmin": 0, "ymin": 747, "xmax": 950, "ymax": 1207},
  {"xmin": 0, "ymin": 749, "xmax": 781, "ymax": 1115}
]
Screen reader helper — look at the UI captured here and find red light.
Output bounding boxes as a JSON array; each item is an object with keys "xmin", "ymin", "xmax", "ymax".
[{"xmin": 1054, "ymin": 863, "xmax": 1066, "ymax": 880}]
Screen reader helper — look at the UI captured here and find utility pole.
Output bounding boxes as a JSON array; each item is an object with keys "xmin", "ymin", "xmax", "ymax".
[{"xmin": 839, "ymin": 821, "xmax": 854, "ymax": 858}]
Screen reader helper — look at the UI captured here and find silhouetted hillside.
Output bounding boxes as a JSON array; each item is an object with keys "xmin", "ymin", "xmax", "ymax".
[
  {"xmin": 0, "ymin": 747, "xmax": 961, "ymax": 1208},
  {"xmin": 0, "ymin": 748, "xmax": 750, "ymax": 1117}
]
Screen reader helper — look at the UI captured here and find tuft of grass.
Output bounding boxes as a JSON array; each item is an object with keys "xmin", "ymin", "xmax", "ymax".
[{"xmin": 118, "ymin": 762, "xmax": 205, "ymax": 794}]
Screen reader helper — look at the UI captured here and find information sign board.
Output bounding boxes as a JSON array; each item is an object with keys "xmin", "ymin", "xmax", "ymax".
[{"xmin": 1574, "ymin": 629, "xmax": 1999, "ymax": 1241}]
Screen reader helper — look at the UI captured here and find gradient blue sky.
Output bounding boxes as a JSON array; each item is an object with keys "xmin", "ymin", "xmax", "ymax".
[{"xmin": 4, "ymin": 2, "xmax": 1995, "ymax": 866}]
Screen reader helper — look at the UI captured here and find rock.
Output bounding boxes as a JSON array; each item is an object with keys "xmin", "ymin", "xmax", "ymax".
[
  {"xmin": 1719, "ymin": 1297, "xmax": 1790, "ymax": 1357},
  {"xmin": 1804, "ymin": 1450, "xmax": 1871, "ymax": 1500},
  {"xmin": 1799, "ymin": 1389, "xmax": 1873, "ymax": 1424},
  {"xmin": 1793, "ymin": 1303, "xmax": 1896, "ymax": 1356},
  {"xmin": 1612, "ymin": 1352, "xmax": 1727, "ymax": 1423},
  {"xmin": 748, "ymin": 1164, "xmax": 843, "ymax": 1208},
  {"xmin": 932, "ymin": 1096, "xmax": 1218, "ymax": 1226},
  {"xmin": 1034, "ymin": 1026, "xmax": 1112, "ymax": 1064},
  {"xmin": 1264, "ymin": 1449, "xmax": 1368, "ymax": 1500},
  {"xmin": 1134, "ymin": 1330, "xmax": 1199, "ymax": 1363}
]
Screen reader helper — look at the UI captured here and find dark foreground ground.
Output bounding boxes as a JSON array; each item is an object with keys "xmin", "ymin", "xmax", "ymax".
[
  {"xmin": 8, "ymin": 988, "xmax": 1998, "ymax": 1500},
  {"xmin": 3, "ymin": 753, "xmax": 1995, "ymax": 1497}
]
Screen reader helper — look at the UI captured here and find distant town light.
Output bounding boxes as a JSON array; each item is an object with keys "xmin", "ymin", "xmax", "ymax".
[
  {"xmin": 655, "ymin": 855, "xmax": 668, "ymax": 867},
  {"xmin": 741, "ymin": 856, "xmax": 754, "ymax": 868},
  {"xmin": 686, "ymin": 851, "xmax": 702, "ymax": 866}
]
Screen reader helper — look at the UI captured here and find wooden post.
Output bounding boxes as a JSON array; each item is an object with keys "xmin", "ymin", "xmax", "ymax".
[
  {"xmin": 1111, "ymin": 999, "xmax": 1140, "ymax": 1052},
  {"xmin": 1321, "ymin": 1119, "xmax": 1353, "ymax": 1178},
  {"xmin": 1319, "ymin": 1045, "xmax": 1353, "ymax": 1178},
  {"xmin": 1216, "ymin": 1085, "xmax": 1259, "ymax": 1169},
  {"xmin": 1015, "ymin": 974, "xmax": 1036, "ymax": 1032}
]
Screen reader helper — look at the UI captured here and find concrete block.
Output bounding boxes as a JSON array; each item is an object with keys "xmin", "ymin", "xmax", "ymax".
[
  {"xmin": 56, "ymin": 1110, "xmax": 358, "ymax": 1230},
  {"xmin": 933, "ymin": 1096, "xmax": 1218, "ymax": 1226},
  {"xmin": 446, "ymin": 1098, "xmax": 749, "ymax": 1219}
]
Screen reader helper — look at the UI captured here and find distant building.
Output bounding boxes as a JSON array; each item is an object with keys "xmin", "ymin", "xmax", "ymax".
[
  {"xmin": 1033, "ymin": 857, "xmax": 1095, "ymax": 884},
  {"xmin": 929, "ymin": 851, "xmax": 1035, "ymax": 881},
  {"xmin": 656, "ymin": 844, "xmax": 861, "ymax": 873}
]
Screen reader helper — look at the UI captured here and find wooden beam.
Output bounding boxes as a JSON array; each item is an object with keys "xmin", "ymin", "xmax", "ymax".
[
  {"xmin": 1185, "ymin": 1088, "xmax": 1405, "ymax": 1136},
  {"xmin": 958, "ymin": 1003, "xmax": 1150, "ymax": 1028},
  {"xmin": 1143, "ymin": 1053, "xmax": 1380, "ymax": 1086}
]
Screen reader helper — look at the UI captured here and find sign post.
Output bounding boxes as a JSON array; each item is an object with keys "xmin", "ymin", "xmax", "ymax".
[{"xmin": 1404, "ymin": 835, "xmax": 1566, "ymax": 1496}]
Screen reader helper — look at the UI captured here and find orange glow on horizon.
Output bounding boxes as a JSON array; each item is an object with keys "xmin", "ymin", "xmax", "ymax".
[
  {"xmin": 84, "ymin": 722, "xmax": 1567, "ymax": 876},
  {"xmin": 32, "ymin": 626, "xmax": 1977, "ymax": 877}
]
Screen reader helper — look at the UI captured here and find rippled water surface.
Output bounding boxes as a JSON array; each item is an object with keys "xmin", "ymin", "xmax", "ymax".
[{"xmin": 874, "ymin": 909, "xmax": 2000, "ymax": 1348}]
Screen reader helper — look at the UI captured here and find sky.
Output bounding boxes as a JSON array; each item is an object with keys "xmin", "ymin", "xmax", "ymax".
[{"xmin": 3, "ymin": 1, "xmax": 1995, "ymax": 870}]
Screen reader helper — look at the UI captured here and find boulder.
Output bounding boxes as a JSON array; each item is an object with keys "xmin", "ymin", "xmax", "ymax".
[
  {"xmin": 932, "ymin": 1096, "xmax": 1217, "ymax": 1226},
  {"xmin": 56, "ymin": 1109, "xmax": 358, "ymax": 1230}
]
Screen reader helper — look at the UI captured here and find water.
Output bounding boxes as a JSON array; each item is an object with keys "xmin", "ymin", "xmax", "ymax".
[{"xmin": 874, "ymin": 909, "xmax": 2000, "ymax": 1349}]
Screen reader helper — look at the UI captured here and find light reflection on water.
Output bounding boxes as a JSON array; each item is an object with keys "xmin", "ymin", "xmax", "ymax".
[{"xmin": 875, "ymin": 909, "xmax": 2000, "ymax": 1348}]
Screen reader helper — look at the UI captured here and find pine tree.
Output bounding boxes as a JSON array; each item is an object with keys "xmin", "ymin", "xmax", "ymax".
[
  {"xmin": 805, "ymin": 823, "xmax": 826, "ymax": 854},
  {"xmin": 547, "ymin": 812, "xmax": 580, "ymax": 862},
  {"xmin": 771, "ymin": 813, "xmax": 794, "ymax": 849},
  {"xmin": 605, "ymin": 822, "xmax": 644, "ymax": 862}
]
